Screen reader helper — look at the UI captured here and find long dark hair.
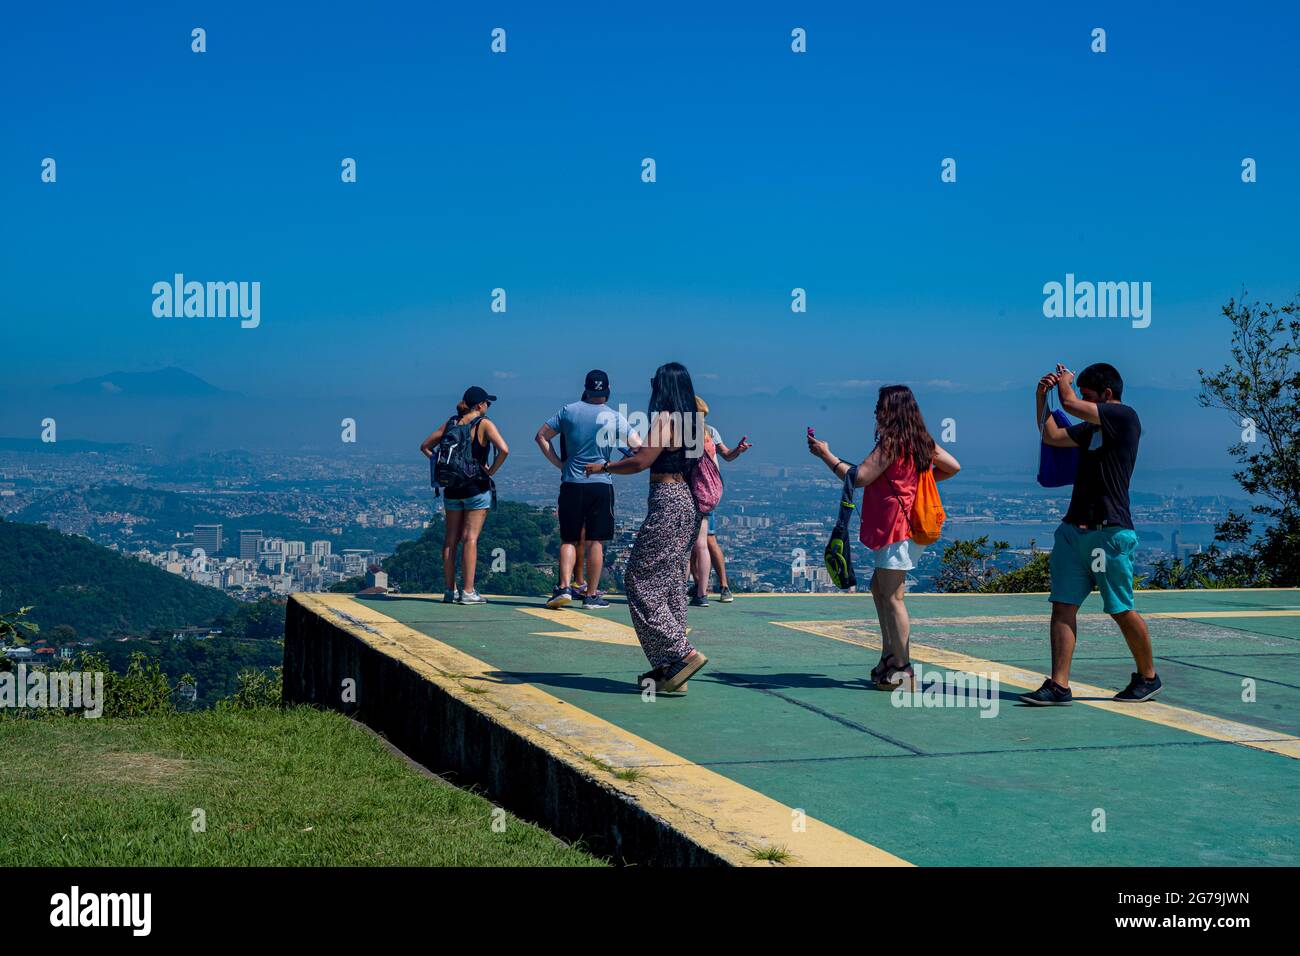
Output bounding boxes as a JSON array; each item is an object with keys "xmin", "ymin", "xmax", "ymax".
[
  {"xmin": 649, "ymin": 362, "xmax": 697, "ymax": 418},
  {"xmin": 874, "ymin": 385, "xmax": 934, "ymax": 473},
  {"xmin": 648, "ymin": 362, "xmax": 698, "ymax": 453}
]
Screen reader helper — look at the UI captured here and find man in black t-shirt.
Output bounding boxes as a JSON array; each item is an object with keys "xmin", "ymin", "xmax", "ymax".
[{"xmin": 1020, "ymin": 362, "xmax": 1162, "ymax": 707}]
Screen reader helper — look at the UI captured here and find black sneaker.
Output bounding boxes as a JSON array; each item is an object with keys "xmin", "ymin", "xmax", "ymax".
[
  {"xmin": 1019, "ymin": 679, "xmax": 1073, "ymax": 706},
  {"xmin": 545, "ymin": 586, "xmax": 572, "ymax": 609},
  {"xmin": 690, "ymin": 595, "xmax": 709, "ymax": 607},
  {"xmin": 582, "ymin": 592, "xmax": 610, "ymax": 609},
  {"xmin": 1113, "ymin": 672, "xmax": 1162, "ymax": 702}
]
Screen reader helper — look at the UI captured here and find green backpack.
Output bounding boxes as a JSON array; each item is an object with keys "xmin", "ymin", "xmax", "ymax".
[{"xmin": 824, "ymin": 465, "xmax": 858, "ymax": 590}]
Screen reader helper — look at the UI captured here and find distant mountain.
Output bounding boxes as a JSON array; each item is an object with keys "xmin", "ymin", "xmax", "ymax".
[
  {"xmin": 0, "ymin": 519, "xmax": 236, "ymax": 639},
  {"xmin": 52, "ymin": 367, "xmax": 233, "ymax": 397}
]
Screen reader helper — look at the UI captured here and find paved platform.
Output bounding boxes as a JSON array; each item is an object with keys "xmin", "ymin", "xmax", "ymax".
[{"xmin": 295, "ymin": 589, "xmax": 1300, "ymax": 866}]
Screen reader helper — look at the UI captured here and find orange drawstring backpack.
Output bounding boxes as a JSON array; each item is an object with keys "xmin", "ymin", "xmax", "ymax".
[{"xmin": 909, "ymin": 467, "xmax": 946, "ymax": 544}]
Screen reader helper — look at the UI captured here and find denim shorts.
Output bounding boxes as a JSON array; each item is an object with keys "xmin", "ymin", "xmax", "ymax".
[
  {"xmin": 445, "ymin": 490, "xmax": 493, "ymax": 511},
  {"xmin": 1049, "ymin": 522, "xmax": 1138, "ymax": 614},
  {"xmin": 872, "ymin": 539, "xmax": 924, "ymax": 571}
]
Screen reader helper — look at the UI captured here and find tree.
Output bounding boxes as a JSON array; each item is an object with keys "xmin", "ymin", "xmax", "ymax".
[
  {"xmin": 213, "ymin": 597, "xmax": 286, "ymax": 640},
  {"xmin": 937, "ymin": 537, "xmax": 1051, "ymax": 594},
  {"xmin": 47, "ymin": 624, "xmax": 79, "ymax": 645},
  {"xmin": 1197, "ymin": 291, "xmax": 1300, "ymax": 586},
  {"xmin": 935, "ymin": 537, "xmax": 1001, "ymax": 592},
  {"xmin": 980, "ymin": 551, "xmax": 1051, "ymax": 593},
  {"xmin": 0, "ymin": 606, "xmax": 39, "ymax": 647}
]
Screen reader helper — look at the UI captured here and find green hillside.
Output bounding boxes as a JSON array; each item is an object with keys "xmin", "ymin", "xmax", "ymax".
[
  {"xmin": 0, "ymin": 519, "xmax": 236, "ymax": 639},
  {"xmin": 382, "ymin": 500, "xmax": 565, "ymax": 596}
]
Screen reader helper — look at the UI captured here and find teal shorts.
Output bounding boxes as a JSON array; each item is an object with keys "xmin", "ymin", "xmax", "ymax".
[{"xmin": 1049, "ymin": 523, "xmax": 1138, "ymax": 614}]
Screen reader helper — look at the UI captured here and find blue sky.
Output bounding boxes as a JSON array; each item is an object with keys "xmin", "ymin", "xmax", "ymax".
[{"xmin": 3, "ymin": 0, "xmax": 1297, "ymax": 419}]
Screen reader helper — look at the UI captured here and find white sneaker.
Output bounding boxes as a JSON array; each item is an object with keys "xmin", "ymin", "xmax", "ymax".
[{"xmin": 458, "ymin": 589, "xmax": 487, "ymax": 605}]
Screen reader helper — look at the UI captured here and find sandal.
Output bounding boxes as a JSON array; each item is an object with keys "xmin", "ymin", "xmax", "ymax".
[
  {"xmin": 873, "ymin": 655, "xmax": 915, "ymax": 691},
  {"xmin": 635, "ymin": 666, "xmax": 690, "ymax": 695}
]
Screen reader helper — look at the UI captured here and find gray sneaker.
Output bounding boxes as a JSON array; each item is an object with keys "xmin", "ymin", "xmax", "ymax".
[
  {"xmin": 442, "ymin": 589, "xmax": 458, "ymax": 604},
  {"xmin": 718, "ymin": 587, "xmax": 734, "ymax": 603},
  {"xmin": 690, "ymin": 595, "xmax": 709, "ymax": 608},
  {"xmin": 582, "ymin": 592, "xmax": 610, "ymax": 609},
  {"xmin": 458, "ymin": 589, "xmax": 487, "ymax": 605}
]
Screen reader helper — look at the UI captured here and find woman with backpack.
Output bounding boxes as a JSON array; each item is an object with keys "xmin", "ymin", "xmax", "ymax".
[
  {"xmin": 584, "ymin": 362, "xmax": 709, "ymax": 694},
  {"xmin": 420, "ymin": 386, "xmax": 509, "ymax": 605},
  {"xmin": 807, "ymin": 385, "xmax": 960, "ymax": 689},
  {"xmin": 689, "ymin": 396, "xmax": 751, "ymax": 607}
]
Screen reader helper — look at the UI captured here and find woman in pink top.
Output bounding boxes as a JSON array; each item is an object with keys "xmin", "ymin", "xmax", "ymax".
[{"xmin": 808, "ymin": 385, "xmax": 961, "ymax": 689}]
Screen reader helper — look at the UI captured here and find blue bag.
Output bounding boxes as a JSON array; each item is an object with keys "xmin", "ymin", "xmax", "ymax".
[{"xmin": 1037, "ymin": 406, "xmax": 1079, "ymax": 488}]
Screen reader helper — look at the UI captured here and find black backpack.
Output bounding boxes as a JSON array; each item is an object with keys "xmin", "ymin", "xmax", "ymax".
[
  {"xmin": 431, "ymin": 416, "xmax": 486, "ymax": 496},
  {"xmin": 824, "ymin": 464, "xmax": 858, "ymax": 590}
]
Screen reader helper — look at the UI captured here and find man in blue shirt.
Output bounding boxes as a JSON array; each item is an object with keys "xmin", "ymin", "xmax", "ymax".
[{"xmin": 535, "ymin": 370, "xmax": 637, "ymax": 609}]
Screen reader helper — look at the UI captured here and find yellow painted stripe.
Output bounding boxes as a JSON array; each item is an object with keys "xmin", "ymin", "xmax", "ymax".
[
  {"xmin": 1151, "ymin": 610, "xmax": 1300, "ymax": 619},
  {"xmin": 896, "ymin": 610, "xmax": 1300, "ymax": 626},
  {"xmin": 774, "ymin": 619, "xmax": 1300, "ymax": 760},
  {"xmin": 297, "ymin": 594, "xmax": 909, "ymax": 867},
  {"xmin": 518, "ymin": 607, "xmax": 641, "ymax": 646},
  {"xmin": 730, "ymin": 587, "xmax": 1300, "ymax": 598}
]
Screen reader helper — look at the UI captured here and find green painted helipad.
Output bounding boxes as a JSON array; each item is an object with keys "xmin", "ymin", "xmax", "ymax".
[{"xmin": 355, "ymin": 589, "xmax": 1300, "ymax": 866}]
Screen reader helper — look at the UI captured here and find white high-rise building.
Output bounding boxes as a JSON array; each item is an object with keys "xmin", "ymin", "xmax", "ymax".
[{"xmin": 311, "ymin": 540, "xmax": 332, "ymax": 558}]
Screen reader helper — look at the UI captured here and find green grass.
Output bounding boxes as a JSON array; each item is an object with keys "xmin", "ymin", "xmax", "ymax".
[
  {"xmin": 574, "ymin": 750, "xmax": 645, "ymax": 782},
  {"xmin": 750, "ymin": 845, "xmax": 792, "ymax": 863},
  {"xmin": 0, "ymin": 707, "xmax": 606, "ymax": 867}
]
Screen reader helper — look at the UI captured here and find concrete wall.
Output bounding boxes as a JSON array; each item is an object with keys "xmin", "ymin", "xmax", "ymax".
[{"xmin": 282, "ymin": 597, "xmax": 728, "ymax": 866}]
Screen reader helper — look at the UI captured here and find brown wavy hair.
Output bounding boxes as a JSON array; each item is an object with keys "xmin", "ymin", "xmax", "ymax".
[{"xmin": 874, "ymin": 385, "xmax": 935, "ymax": 473}]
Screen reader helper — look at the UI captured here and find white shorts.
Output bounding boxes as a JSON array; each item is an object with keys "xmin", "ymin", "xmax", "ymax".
[{"xmin": 872, "ymin": 539, "xmax": 925, "ymax": 571}]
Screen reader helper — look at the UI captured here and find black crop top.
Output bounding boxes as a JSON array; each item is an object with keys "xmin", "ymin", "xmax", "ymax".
[
  {"xmin": 646, "ymin": 411, "xmax": 695, "ymax": 475},
  {"xmin": 650, "ymin": 443, "xmax": 690, "ymax": 475}
]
